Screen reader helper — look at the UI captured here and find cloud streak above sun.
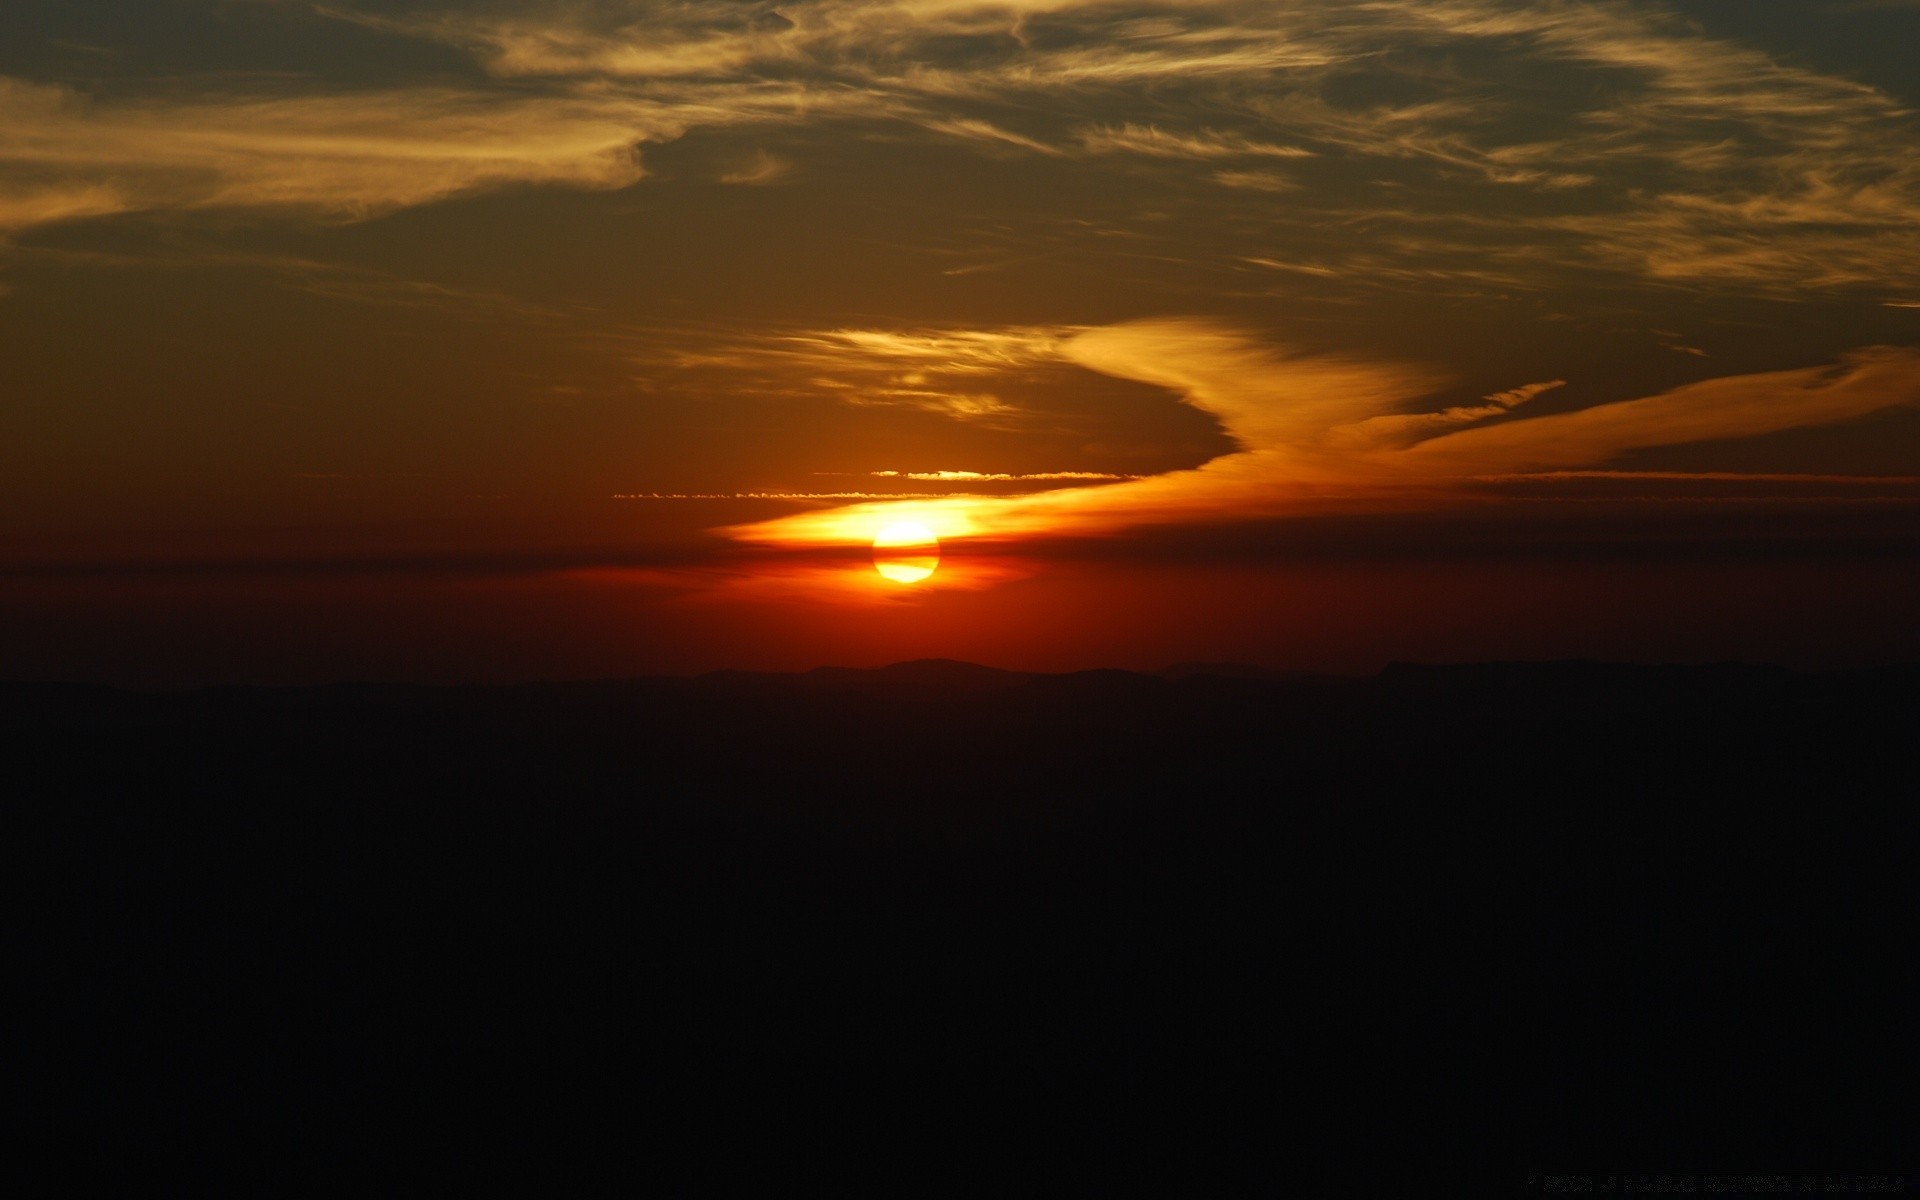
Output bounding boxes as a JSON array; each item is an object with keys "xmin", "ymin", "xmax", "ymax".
[{"xmin": 724, "ymin": 318, "xmax": 1920, "ymax": 552}]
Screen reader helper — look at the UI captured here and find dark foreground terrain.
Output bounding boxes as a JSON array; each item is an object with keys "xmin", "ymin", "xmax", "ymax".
[{"xmin": 11, "ymin": 660, "xmax": 1916, "ymax": 1180}]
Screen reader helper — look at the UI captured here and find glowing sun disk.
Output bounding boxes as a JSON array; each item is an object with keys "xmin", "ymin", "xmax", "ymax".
[{"xmin": 872, "ymin": 521, "xmax": 940, "ymax": 583}]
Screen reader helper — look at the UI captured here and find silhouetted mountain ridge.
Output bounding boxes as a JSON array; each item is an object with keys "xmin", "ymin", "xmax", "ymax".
[{"xmin": 1157, "ymin": 661, "xmax": 1335, "ymax": 682}]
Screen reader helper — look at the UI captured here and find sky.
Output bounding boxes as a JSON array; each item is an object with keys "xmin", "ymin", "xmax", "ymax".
[{"xmin": 3, "ymin": 0, "xmax": 1918, "ymax": 682}]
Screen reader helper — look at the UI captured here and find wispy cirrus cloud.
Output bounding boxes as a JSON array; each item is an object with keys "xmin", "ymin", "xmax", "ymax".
[
  {"xmin": 0, "ymin": 75, "xmax": 661, "ymax": 232},
  {"xmin": 636, "ymin": 324, "xmax": 1081, "ymax": 423},
  {"xmin": 869, "ymin": 469, "xmax": 1136, "ymax": 482},
  {"xmin": 4, "ymin": 0, "xmax": 1917, "ymax": 301},
  {"xmin": 1076, "ymin": 123, "xmax": 1314, "ymax": 161},
  {"xmin": 12, "ymin": 237, "xmax": 571, "ymax": 320},
  {"xmin": 716, "ymin": 148, "xmax": 794, "ymax": 184},
  {"xmin": 0, "ymin": 180, "xmax": 129, "ymax": 233},
  {"xmin": 762, "ymin": 327, "xmax": 1078, "ymax": 373}
]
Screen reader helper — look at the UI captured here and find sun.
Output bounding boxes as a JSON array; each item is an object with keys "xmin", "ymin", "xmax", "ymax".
[{"xmin": 872, "ymin": 521, "xmax": 941, "ymax": 584}]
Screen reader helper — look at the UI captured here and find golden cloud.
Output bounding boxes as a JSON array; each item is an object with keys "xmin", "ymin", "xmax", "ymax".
[{"xmin": 726, "ymin": 319, "xmax": 1920, "ymax": 551}]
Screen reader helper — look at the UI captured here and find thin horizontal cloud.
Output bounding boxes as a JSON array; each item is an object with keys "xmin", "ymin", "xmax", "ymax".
[
  {"xmin": 1241, "ymin": 257, "xmax": 1338, "ymax": 278},
  {"xmin": 843, "ymin": 390, "xmax": 1019, "ymax": 419},
  {"xmin": 1476, "ymin": 471, "xmax": 1920, "ymax": 486},
  {"xmin": 1211, "ymin": 170, "xmax": 1300, "ymax": 193},
  {"xmin": 870, "ymin": 470, "xmax": 1137, "ymax": 482},
  {"xmin": 920, "ymin": 117, "xmax": 1063, "ymax": 156},
  {"xmin": 770, "ymin": 327, "xmax": 1077, "ymax": 373},
  {"xmin": 1077, "ymin": 124, "xmax": 1314, "ymax": 160},
  {"xmin": 615, "ymin": 492, "xmax": 975, "ymax": 501},
  {"xmin": 0, "ymin": 540, "xmax": 728, "ymax": 581},
  {"xmin": 1468, "ymin": 470, "xmax": 1920, "ymax": 505}
]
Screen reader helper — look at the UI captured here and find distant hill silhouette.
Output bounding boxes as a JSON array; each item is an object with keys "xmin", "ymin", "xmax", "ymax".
[
  {"xmin": 10, "ymin": 661, "xmax": 1915, "ymax": 1171},
  {"xmin": 1156, "ymin": 660, "xmax": 1334, "ymax": 681},
  {"xmin": 704, "ymin": 657, "xmax": 1037, "ymax": 699}
]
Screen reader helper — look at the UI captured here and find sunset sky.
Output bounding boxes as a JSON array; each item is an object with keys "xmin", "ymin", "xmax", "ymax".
[{"xmin": 4, "ymin": 0, "xmax": 1918, "ymax": 681}]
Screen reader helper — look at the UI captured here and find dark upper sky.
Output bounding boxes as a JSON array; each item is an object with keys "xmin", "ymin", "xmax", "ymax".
[{"xmin": 2, "ymin": 0, "xmax": 1917, "ymax": 680}]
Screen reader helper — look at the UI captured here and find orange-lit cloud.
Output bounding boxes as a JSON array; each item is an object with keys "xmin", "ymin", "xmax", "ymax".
[
  {"xmin": 725, "ymin": 319, "xmax": 1920, "ymax": 556},
  {"xmin": 1396, "ymin": 349, "xmax": 1920, "ymax": 476},
  {"xmin": 724, "ymin": 317, "xmax": 1444, "ymax": 550}
]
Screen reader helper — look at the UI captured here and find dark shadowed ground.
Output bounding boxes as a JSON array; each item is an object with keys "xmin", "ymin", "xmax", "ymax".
[{"xmin": 11, "ymin": 661, "xmax": 1915, "ymax": 1183}]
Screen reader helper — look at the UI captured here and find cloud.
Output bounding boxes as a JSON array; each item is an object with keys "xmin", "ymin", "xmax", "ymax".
[
  {"xmin": 613, "ymin": 466, "xmax": 1138, "ymax": 498},
  {"xmin": 770, "ymin": 327, "xmax": 1076, "ymax": 373},
  {"xmin": 717, "ymin": 149, "xmax": 793, "ymax": 184},
  {"xmin": 635, "ymin": 323, "xmax": 1081, "ymax": 423},
  {"xmin": 617, "ymin": 492, "xmax": 970, "ymax": 501},
  {"xmin": 723, "ymin": 318, "xmax": 1443, "ymax": 547},
  {"xmin": 920, "ymin": 117, "xmax": 1063, "ymax": 156},
  {"xmin": 1396, "ymin": 347, "xmax": 1920, "ymax": 476},
  {"xmin": 0, "ymin": 181, "xmax": 129, "ymax": 234},
  {"xmin": 725, "ymin": 318, "xmax": 1920, "ymax": 550},
  {"xmin": 870, "ymin": 470, "xmax": 1136, "ymax": 482},
  {"xmin": 1211, "ymin": 169, "xmax": 1300, "ymax": 193},
  {"xmin": 1339, "ymin": 380, "xmax": 1567, "ymax": 444},
  {"xmin": 0, "ymin": 75, "xmax": 659, "ymax": 230},
  {"xmin": 1482, "ymin": 381, "xmax": 1568, "ymax": 410},
  {"xmin": 5, "ymin": 0, "xmax": 1919, "ymax": 300},
  {"xmin": 1077, "ymin": 124, "xmax": 1313, "ymax": 160},
  {"xmin": 1475, "ymin": 471, "xmax": 1920, "ymax": 487},
  {"xmin": 314, "ymin": 1, "xmax": 805, "ymax": 79}
]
